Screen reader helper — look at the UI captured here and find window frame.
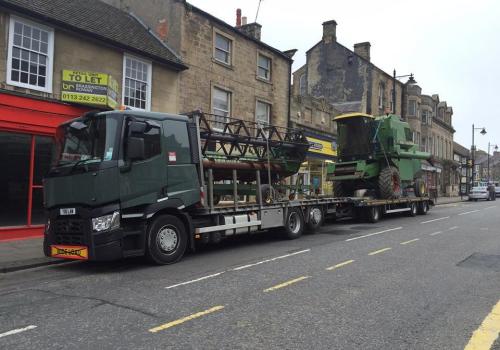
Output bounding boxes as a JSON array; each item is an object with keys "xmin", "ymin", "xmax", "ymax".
[
  {"xmin": 213, "ymin": 30, "xmax": 233, "ymax": 66},
  {"xmin": 408, "ymin": 100, "xmax": 417, "ymax": 116},
  {"xmin": 6, "ymin": 15, "xmax": 54, "ymax": 93},
  {"xmin": 122, "ymin": 54, "xmax": 152, "ymax": 111},
  {"xmin": 211, "ymin": 86, "xmax": 232, "ymax": 131},
  {"xmin": 378, "ymin": 82, "xmax": 385, "ymax": 109},
  {"xmin": 256, "ymin": 52, "xmax": 272, "ymax": 81},
  {"xmin": 256, "ymin": 100, "xmax": 271, "ymax": 126}
]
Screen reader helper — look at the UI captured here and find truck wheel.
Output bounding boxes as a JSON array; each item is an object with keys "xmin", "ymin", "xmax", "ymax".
[
  {"xmin": 366, "ymin": 206, "xmax": 381, "ymax": 223},
  {"xmin": 283, "ymin": 208, "xmax": 304, "ymax": 239},
  {"xmin": 306, "ymin": 206, "xmax": 324, "ymax": 233},
  {"xmin": 414, "ymin": 178, "xmax": 427, "ymax": 197},
  {"xmin": 407, "ymin": 203, "xmax": 417, "ymax": 217},
  {"xmin": 378, "ymin": 166, "xmax": 402, "ymax": 199},
  {"xmin": 334, "ymin": 182, "xmax": 353, "ymax": 197},
  {"xmin": 146, "ymin": 215, "xmax": 187, "ymax": 265},
  {"xmin": 417, "ymin": 201, "xmax": 428, "ymax": 215}
]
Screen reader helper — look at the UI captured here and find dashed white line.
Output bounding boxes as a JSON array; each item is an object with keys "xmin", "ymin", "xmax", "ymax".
[
  {"xmin": 421, "ymin": 216, "xmax": 450, "ymax": 224},
  {"xmin": 0, "ymin": 325, "xmax": 37, "ymax": 339},
  {"xmin": 345, "ymin": 227, "xmax": 403, "ymax": 242},
  {"xmin": 165, "ymin": 272, "xmax": 225, "ymax": 289},
  {"xmin": 232, "ymin": 249, "xmax": 311, "ymax": 271},
  {"xmin": 449, "ymin": 226, "xmax": 458, "ymax": 230},
  {"xmin": 429, "ymin": 231, "xmax": 443, "ymax": 236},
  {"xmin": 484, "ymin": 206, "xmax": 497, "ymax": 210},
  {"xmin": 458, "ymin": 210, "xmax": 480, "ymax": 216}
]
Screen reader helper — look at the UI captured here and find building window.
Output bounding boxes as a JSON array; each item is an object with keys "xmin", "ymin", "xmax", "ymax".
[
  {"xmin": 256, "ymin": 100, "xmax": 271, "ymax": 126},
  {"xmin": 214, "ymin": 32, "xmax": 232, "ymax": 65},
  {"xmin": 408, "ymin": 100, "xmax": 416, "ymax": 116},
  {"xmin": 212, "ymin": 87, "xmax": 231, "ymax": 130},
  {"xmin": 7, "ymin": 16, "xmax": 54, "ymax": 92},
  {"xmin": 299, "ymin": 74, "xmax": 307, "ymax": 95},
  {"xmin": 421, "ymin": 110, "xmax": 428, "ymax": 124},
  {"xmin": 257, "ymin": 54, "xmax": 271, "ymax": 81},
  {"xmin": 123, "ymin": 55, "xmax": 152, "ymax": 110},
  {"xmin": 378, "ymin": 82, "xmax": 385, "ymax": 109}
]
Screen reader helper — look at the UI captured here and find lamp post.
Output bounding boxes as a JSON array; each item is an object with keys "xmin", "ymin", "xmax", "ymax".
[
  {"xmin": 487, "ymin": 142, "xmax": 498, "ymax": 182},
  {"xmin": 471, "ymin": 124, "xmax": 486, "ymax": 187},
  {"xmin": 392, "ymin": 70, "xmax": 417, "ymax": 117}
]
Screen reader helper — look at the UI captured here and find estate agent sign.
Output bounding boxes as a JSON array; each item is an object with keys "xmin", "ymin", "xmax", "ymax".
[{"xmin": 61, "ymin": 70, "xmax": 118, "ymax": 109}]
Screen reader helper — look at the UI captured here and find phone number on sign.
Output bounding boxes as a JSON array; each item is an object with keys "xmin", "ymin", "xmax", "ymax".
[{"xmin": 62, "ymin": 93, "xmax": 106, "ymax": 104}]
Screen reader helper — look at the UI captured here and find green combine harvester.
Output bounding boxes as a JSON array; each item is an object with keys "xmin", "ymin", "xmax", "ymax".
[{"xmin": 327, "ymin": 113, "xmax": 431, "ymax": 199}]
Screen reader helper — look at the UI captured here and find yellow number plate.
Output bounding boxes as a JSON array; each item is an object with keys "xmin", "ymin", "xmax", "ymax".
[{"xmin": 51, "ymin": 245, "xmax": 88, "ymax": 260}]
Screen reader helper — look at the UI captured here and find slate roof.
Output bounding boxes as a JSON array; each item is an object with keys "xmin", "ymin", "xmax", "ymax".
[{"xmin": 0, "ymin": 0, "xmax": 187, "ymax": 70}]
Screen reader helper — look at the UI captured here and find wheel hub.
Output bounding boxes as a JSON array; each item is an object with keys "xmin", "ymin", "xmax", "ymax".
[
  {"xmin": 157, "ymin": 226, "xmax": 178, "ymax": 253},
  {"xmin": 289, "ymin": 212, "xmax": 300, "ymax": 234}
]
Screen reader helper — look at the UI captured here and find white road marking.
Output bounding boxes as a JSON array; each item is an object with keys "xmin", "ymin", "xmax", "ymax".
[
  {"xmin": 345, "ymin": 227, "xmax": 403, "ymax": 242},
  {"xmin": 165, "ymin": 272, "xmax": 225, "ymax": 289},
  {"xmin": 232, "ymin": 249, "xmax": 311, "ymax": 271},
  {"xmin": 484, "ymin": 206, "xmax": 497, "ymax": 210},
  {"xmin": 458, "ymin": 210, "xmax": 480, "ymax": 216},
  {"xmin": 421, "ymin": 216, "xmax": 450, "ymax": 224},
  {"xmin": 449, "ymin": 226, "xmax": 458, "ymax": 230},
  {"xmin": 0, "ymin": 325, "xmax": 37, "ymax": 339},
  {"xmin": 429, "ymin": 231, "xmax": 443, "ymax": 236}
]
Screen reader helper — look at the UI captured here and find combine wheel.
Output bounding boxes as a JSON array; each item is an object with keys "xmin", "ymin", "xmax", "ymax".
[
  {"xmin": 306, "ymin": 206, "xmax": 324, "ymax": 233},
  {"xmin": 261, "ymin": 184, "xmax": 275, "ymax": 204},
  {"xmin": 366, "ymin": 206, "xmax": 381, "ymax": 223},
  {"xmin": 283, "ymin": 208, "xmax": 304, "ymax": 240},
  {"xmin": 414, "ymin": 178, "xmax": 427, "ymax": 197},
  {"xmin": 378, "ymin": 166, "xmax": 402, "ymax": 199}
]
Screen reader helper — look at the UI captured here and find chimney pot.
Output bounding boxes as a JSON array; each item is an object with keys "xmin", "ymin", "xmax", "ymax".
[
  {"xmin": 354, "ymin": 42, "xmax": 371, "ymax": 61},
  {"xmin": 322, "ymin": 20, "xmax": 337, "ymax": 43},
  {"xmin": 242, "ymin": 16, "xmax": 247, "ymax": 25},
  {"xmin": 236, "ymin": 9, "xmax": 241, "ymax": 27}
]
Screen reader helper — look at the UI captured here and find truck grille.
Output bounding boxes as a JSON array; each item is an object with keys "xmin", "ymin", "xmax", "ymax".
[{"xmin": 53, "ymin": 219, "xmax": 85, "ymax": 245}]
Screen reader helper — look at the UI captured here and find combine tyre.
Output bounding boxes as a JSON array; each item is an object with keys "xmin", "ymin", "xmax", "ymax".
[{"xmin": 378, "ymin": 166, "xmax": 402, "ymax": 199}]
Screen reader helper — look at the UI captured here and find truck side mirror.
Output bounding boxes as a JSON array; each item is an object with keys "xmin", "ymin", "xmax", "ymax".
[{"xmin": 127, "ymin": 137, "xmax": 145, "ymax": 161}]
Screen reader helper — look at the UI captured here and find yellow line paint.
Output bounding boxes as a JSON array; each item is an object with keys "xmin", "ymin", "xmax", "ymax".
[
  {"xmin": 149, "ymin": 305, "xmax": 224, "ymax": 333},
  {"xmin": 464, "ymin": 299, "xmax": 500, "ymax": 350},
  {"xmin": 400, "ymin": 238, "xmax": 420, "ymax": 245},
  {"xmin": 263, "ymin": 276, "xmax": 310, "ymax": 292},
  {"xmin": 326, "ymin": 259, "xmax": 355, "ymax": 271},
  {"xmin": 368, "ymin": 247, "xmax": 392, "ymax": 256}
]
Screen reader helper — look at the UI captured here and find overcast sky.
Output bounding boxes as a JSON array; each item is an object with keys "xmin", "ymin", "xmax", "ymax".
[{"xmin": 189, "ymin": 0, "xmax": 500, "ymax": 154}]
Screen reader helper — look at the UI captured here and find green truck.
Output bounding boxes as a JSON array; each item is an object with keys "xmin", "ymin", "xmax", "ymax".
[{"xmin": 43, "ymin": 110, "xmax": 433, "ymax": 264}]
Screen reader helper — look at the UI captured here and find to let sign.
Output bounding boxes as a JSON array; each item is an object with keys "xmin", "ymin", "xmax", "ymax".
[{"xmin": 61, "ymin": 70, "xmax": 118, "ymax": 109}]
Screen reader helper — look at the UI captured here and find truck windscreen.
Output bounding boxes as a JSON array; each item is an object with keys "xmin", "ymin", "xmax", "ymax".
[
  {"xmin": 54, "ymin": 114, "xmax": 121, "ymax": 168},
  {"xmin": 337, "ymin": 117, "xmax": 374, "ymax": 159}
]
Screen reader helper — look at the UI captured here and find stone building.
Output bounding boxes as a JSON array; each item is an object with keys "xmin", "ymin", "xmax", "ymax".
[
  {"xmin": 0, "ymin": 0, "xmax": 186, "ymax": 238},
  {"xmin": 453, "ymin": 141, "xmax": 471, "ymax": 195},
  {"xmin": 295, "ymin": 20, "xmax": 404, "ymax": 116},
  {"xmin": 102, "ymin": 0, "xmax": 294, "ymax": 129}
]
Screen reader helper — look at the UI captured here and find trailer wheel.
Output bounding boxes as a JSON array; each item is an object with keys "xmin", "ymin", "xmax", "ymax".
[
  {"xmin": 146, "ymin": 215, "xmax": 187, "ymax": 265},
  {"xmin": 366, "ymin": 206, "xmax": 381, "ymax": 223},
  {"xmin": 306, "ymin": 206, "xmax": 324, "ymax": 233},
  {"xmin": 283, "ymin": 208, "xmax": 304, "ymax": 239},
  {"xmin": 407, "ymin": 203, "xmax": 417, "ymax": 217},
  {"xmin": 378, "ymin": 166, "xmax": 402, "ymax": 199},
  {"xmin": 417, "ymin": 201, "xmax": 429, "ymax": 215}
]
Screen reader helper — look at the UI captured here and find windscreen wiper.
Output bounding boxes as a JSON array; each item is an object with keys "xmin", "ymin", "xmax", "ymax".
[{"xmin": 69, "ymin": 158, "xmax": 94, "ymax": 174}]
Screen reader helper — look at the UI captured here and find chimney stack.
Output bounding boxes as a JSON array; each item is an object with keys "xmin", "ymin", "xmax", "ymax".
[
  {"xmin": 236, "ymin": 9, "xmax": 241, "ymax": 27},
  {"xmin": 354, "ymin": 42, "xmax": 371, "ymax": 61},
  {"xmin": 322, "ymin": 20, "xmax": 337, "ymax": 43},
  {"xmin": 242, "ymin": 16, "xmax": 247, "ymax": 25},
  {"xmin": 240, "ymin": 22, "xmax": 262, "ymax": 41}
]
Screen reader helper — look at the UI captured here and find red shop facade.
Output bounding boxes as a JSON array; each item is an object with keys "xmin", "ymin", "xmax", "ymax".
[{"xmin": 0, "ymin": 92, "xmax": 89, "ymax": 240}]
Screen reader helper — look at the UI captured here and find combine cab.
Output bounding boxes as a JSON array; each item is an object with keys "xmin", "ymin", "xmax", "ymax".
[{"xmin": 328, "ymin": 113, "xmax": 431, "ymax": 199}]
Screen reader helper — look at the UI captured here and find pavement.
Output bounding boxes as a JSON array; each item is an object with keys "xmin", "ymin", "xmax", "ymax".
[
  {"xmin": 1, "ymin": 197, "xmax": 499, "ymax": 349},
  {"xmin": 0, "ymin": 195, "xmax": 469, "ymax": 274}
]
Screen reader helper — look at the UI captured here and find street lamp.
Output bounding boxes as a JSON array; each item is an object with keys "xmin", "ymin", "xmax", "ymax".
[
  {"xmin": 471, "ymin": 124, "xmax": 486, "ymax": 187},
  {"xmin": 487, "ymin": 142, "xmax": 498, "ymax": 182},
  {"xmin": 392, "ymin": 70, "xmax": 417, "ymax": 116}
]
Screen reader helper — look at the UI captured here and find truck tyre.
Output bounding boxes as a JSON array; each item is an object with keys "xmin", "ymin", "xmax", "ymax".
[
  {"xmin": 417, "ymin": 201, "xmax": 429, "ymax": 215},
  {"xmin": 334, "ymin": 182, "xmax": 353, "ymax": 197},
  {"xmin": 146, "ymin": 214, "xmax": 187, "ymax": 265},
  {"xmin": 378, "ymin": 166, "xmax": 402, "ymax": 199},
  {"xmin": 414, "ymin": 178, "xmax": 427, "ymax": 197},
  {"xmin": 261, "ymin": 184, "xmax": 275, "ymax": 204},
  {"xmin": 407, "ymin": 202, "xmax": 417, "ymax": 217},
  {"xmin": 366, "ymin": 206, "xmax": 381, "ymax": 223},
  {"xmin": 306, "ymin": 206, "xmax": 324, "ymax": 233},
  {"xmin": 283, "ymin": 208, "xmax": 304, "ymax": 240}
]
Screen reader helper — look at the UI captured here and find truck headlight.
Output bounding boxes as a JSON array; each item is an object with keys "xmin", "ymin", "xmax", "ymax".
[{"xmin": 92, "ymin": 211, "xmax": 120, "ymax": 232}]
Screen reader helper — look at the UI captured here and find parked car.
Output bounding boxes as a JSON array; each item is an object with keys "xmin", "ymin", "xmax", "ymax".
[
  {"xmin": 494, "ymin": 182, "xmax": 500, "ymax": 197},
  {"xmin": 469, "ymin": 183, "xmax": 489, "ymax": 201}
]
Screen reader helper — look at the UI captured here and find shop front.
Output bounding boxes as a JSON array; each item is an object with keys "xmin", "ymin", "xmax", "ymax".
[
  {"xmin": 293, "ymin": 132, "xmax": 337, "ymax": 196},
  {"xmin": 0, "ymin": 93, "xmax": 90, "ymax": 240}
]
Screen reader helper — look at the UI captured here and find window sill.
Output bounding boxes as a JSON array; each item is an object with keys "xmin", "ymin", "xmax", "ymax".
[
  {"xmin": 6, "ymin": 79, "xmax": 52, "ymax": 94},
  {"xmin": 255, "ymin": 76, "xmax": 272, "ymax": 85},
  {"xmin": 212, "ymin": 58, "xmax": 234, "ymax": 70}
]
